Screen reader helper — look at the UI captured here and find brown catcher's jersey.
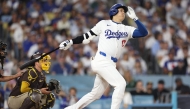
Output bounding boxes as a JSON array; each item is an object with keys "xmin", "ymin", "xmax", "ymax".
[{"xmin": 10, "ymin": 67, "xmax": 47, "ymax": 96}]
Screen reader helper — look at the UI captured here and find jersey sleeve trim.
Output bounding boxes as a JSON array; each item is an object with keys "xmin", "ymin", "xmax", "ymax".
[
  {"xmin": 89, "ymin": 30, "xmax": 97, "ymax": 36},
  {"xmin": 72, "ymin": 29, "xmax": 97, "ymax": 44}
]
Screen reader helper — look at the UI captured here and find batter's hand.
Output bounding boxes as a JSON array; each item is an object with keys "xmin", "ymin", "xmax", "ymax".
[
  {"xmin": 126, "ymin": 6, "xmax": 138, "ymax": 21},
  {"xmin": 59, "ymin": 40, "xmax": 72, "ymax": 50}
]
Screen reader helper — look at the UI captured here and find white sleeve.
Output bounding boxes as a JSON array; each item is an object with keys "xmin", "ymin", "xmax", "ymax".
[
  {"xmin": 91, "ymin": 20, "xmax": 103, "ymax": 36},
  {"xmin": 125, "ymin": 26, "xmax": 136, "ymax": 39}
]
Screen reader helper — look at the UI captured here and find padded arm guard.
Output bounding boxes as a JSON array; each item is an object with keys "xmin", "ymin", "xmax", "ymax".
[{"xmin": 48, "ymin": 79, "xmax": 61, "ymax": 94}]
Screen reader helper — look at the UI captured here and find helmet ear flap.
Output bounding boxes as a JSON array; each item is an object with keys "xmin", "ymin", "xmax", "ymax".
[{"xmin": 110, "ymin": 8, "xmax": 118, "ymax": 16}]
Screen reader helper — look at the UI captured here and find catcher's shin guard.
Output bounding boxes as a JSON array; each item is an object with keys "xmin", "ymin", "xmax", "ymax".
[
  {"xmin": 41, "ymin": 93, "xmax": 55, "ymax": 109},
  {"xmin": 19, "ymin": 89, "xmax": 42, "ymax": 109}
]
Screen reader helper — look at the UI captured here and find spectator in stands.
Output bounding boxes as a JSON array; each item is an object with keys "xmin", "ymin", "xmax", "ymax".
[
  {"xmin": 170, "ymin": 0, "xmax": 186, "ymax": 26},
  {"xmin": 130, "ymin": 80, "xmax": 147, "ymax": 95},
  {"xmin": 161, "ymin": 24, "xmax": 173, "ymax": 48},
  {"xmin": 65, "ymin": 51, "xmax": 78, "ymax": 69},
  {"xmin": 156, "ymin": 40, "xmax": 169, "ymax": 66},
  {"xmin": 119, "ymin": 52, "xmax": 133, "ymax": 74},
  {"xmin": 100, "ymin": 85, "xmax": 112, "ymax": 99},
  {"xmin": 68, "ymin": 87, "xmax": 78, "ymax": 106},
  {"xmin": 175, "ymin": 78, "xmax": 190, "ymax": 94},
  {"xmin": 41, "ymin": 0, "xmax": 58, "ymax": 12},
  {"xmin": 143, "ymin": 1, "xmax": 156, "ymax": 20},
  {"xmin": 80, "ymin": 52, "xmax": 92, "ymax": 75},
  {"xmin": 173, "ymin": 59, "xmax": 187, "ymax": 75},
  {"xmin": 180, "ymin": 87, "xmax": 190, "ymax": 95},
  {"xmin": 153, "ymin": 79, "xmax": 169, "ymax": 103},
  {"xmin": 57, "ymin": 90, "xmax": 69, "ymax": 109},
  {"xmin": 51, "ymin": 54, "xmax": 71, "ymax": 75},
  {"xmin": 133, "ymin": 51, "xmax": 147, "ymax": 74},
  {"xmin": 0, "ymin": 83, "xmax": 4, "ymax": 109},
  {"xmin": 163, "ymin": 48, "xmax": 178, "ymax": 74},
  {"xmin": 3, "ymin": 80, "xmax": 16, "ymax": 92},
  {"xmin": 50, "ymin": 8, "xmax": 61, "ymax": 26},
  {"xmin": 123, "ymin": 92, "xmax": 133, "ymax": 109},
  {"xmin": 146, "ymin": 81, "xmax": 153, "ymax": 95},
  {"xmin": 0, "ymin": 91, "xmax": 3, "ymax": 109},
  {"xmin": 72, "ymin": 61, "xmax": 86, "ymax": 75},
  {"xmin": 27, "ymin": 37, "xmax": 45, "ymax": 58},
  {"xmin": 22, "ymin": 31, "xmax": 36, "ymax": 56},
  {"xmin": 3, "ymin": 80, "xmax": 16, "ymax": 108},
  {"xmin": 0, "ymin": 4, "xmax": 11, "ymax": 23},
  {"xmin": 176, "ymin": 43, "xmax": 190, "ymax": 60},
  {"xmin": 132, "ymin": 59, "xmax": 146, "ymax": 75},
  {"xmin": 151, "ymin": 31, "xmax": 163, "ymax": 56},
  {"xmin": 57, "ymin": 15, "xmax": 70, "ymax": 31},
  {"xmin": 123, "ymin": 70, "xmax": 136, "ymax": 90},
  {"xmin": 183, "ymin": 2, "xmax": 190, "ymax": 28}
]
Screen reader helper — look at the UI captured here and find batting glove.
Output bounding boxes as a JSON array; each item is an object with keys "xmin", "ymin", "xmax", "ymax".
[
  {"xmin": 126, "ymin": 6, "xmax": 138, "ymax": 21},
  {"xmin": 59, "ymin": 40, "xmax": 73, "ymax": 50}
]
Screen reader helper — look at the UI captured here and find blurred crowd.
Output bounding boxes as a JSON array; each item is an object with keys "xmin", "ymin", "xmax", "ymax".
[
  {"xmin": 0, "ymin": 0, "xmax": 190, "ymax": 108},
  {"xmin": 0, "ymin": 0, "xmax": 190, "ymax": 76},
  {"xmin": 123, "ymin": 77, "xmax": 190, "ymax": 108}
]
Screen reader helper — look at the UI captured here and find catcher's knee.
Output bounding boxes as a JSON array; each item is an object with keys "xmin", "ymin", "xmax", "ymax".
[
  {"xmin": 41, "ymin": 93, "xmax": 55, "ymax": 108},
  {"xmin": 28, "ymin": 89, "xmax": 42, "ymax": 103},
  {"xmin": 19, "ymin": 89, "xmax": 42, "ymax": 109}
]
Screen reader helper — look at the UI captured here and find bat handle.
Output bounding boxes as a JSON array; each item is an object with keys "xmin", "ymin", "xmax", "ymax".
[
  {"xmin": 19, "ymin": 58, "xmax": 38, "ymax": 70},
  {"xmin": 41, "ymin": 47, "xmax": 60, "ymax": 58}
]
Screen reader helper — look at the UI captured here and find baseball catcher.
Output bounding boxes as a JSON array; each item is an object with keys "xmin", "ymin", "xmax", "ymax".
[{"xmin": 8, "ymin": 52, "xmax": 61, "ymax": 109}]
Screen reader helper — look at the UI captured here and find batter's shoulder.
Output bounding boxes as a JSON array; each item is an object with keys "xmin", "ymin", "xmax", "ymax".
[
  {"xmin": 97, "ymin": 20, "xmax": 110, "ymax": 25},
  {"xmin": 99, "ymin": 20, "xmax": 111, "ymax": 23},
  {"xmin": 26, "ymin": 67, "xmax": 39, "ymax": 82}
]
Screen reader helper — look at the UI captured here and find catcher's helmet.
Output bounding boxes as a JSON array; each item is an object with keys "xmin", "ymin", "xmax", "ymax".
[
  {"xmin": 30, "ymin": 52, "xmax": 51, "ymax": 73},
  {"xmin": 109, "ymin": 3, "xmax": 128, "ymax": 17}
]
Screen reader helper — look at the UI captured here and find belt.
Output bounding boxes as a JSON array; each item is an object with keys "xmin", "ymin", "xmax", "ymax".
[{"xmin": 99, "ymin": 51, "xmax": 118, "ymax": 62}]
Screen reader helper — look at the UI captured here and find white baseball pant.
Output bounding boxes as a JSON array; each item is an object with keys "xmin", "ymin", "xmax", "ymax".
[{"xmin": 65, "ymin": 54, "xmax": 126, "ymax": 109}]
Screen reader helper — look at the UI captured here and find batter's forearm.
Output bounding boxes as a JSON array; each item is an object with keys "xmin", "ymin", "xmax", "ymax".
[
  {"xmin": 132, "ymin": 20, "xmax": 148, "ymax": 38},
  {"xmin": 72, "ymin": 36, "xmax": 84, "ymax": 44}
]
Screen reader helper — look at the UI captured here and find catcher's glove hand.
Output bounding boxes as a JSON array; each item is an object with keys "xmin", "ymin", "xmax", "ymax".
[{"xmin": 48, "ymin": 79, "xmax": 61, "ymax": 94}]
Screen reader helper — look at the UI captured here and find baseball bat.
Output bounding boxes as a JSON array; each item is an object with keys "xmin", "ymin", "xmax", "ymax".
[{"xmin": 20, "ymin": 47, "xmax": 60, "ymax": 70}]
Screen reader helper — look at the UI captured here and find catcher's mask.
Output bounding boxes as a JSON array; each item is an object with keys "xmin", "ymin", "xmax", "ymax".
[{"xmin": 31, "ymin": 52, "xmax": 51, "ymax": 73}]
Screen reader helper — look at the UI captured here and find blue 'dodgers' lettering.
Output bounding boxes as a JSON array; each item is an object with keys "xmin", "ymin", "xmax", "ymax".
[{"xmin": 105, "ymin": 29, "xmax": 128, "ymax": 39}]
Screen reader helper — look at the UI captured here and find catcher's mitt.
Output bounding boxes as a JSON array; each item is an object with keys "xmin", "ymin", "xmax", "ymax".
[{"xmin": 48, "ymin": 79, "xmax": 61, "ymax": 94}]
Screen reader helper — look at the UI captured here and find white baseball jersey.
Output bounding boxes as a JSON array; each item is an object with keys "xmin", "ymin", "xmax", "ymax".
[{"xmin": 91, "ymin": 20, "xmax": 136, "ymax": 59}]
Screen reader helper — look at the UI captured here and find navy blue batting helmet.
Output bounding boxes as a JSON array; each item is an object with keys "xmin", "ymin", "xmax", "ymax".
[{"xmin": 109, "ymin": 3, "xmax": 128, "ymax": 17}]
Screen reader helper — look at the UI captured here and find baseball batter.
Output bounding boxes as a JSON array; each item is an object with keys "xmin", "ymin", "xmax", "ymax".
[{"xmin": 59, "ymin": 4, "xmax": 148, "ymax": 109}]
